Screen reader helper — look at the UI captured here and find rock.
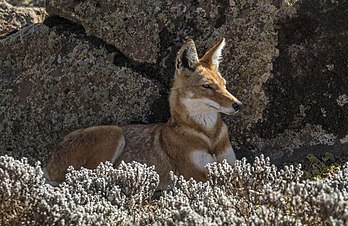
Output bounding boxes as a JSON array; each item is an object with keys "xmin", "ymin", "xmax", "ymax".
[
  {"xmin": 0, "ymin": 0, "xmax": 347, "ymax": 165},
  {"xmin": 0, "ymin": 0, "xmax": 47, "ymax": 37},
  {"xmin": 6, "ymin": 0, "xmax": 45, "ymax": 7},
  {"xmin": 44, "ymin": 0, "xmax": 284, "ymax": 153},
  {"xmin": 0, "ymin": 21, "xmax": 163, "ymax": 163},
  {"xmin": 250, "ymin": 0, "xmax": 348, "ymax": 162},
  {"xmin": 46, "ymin": 0, "xmax": 162, "ymax": 63}
]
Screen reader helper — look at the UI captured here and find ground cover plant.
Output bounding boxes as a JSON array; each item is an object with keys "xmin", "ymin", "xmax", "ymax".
[{"xmin": 1, "ymin": 154, "xmax": 347, "ymax": 225}]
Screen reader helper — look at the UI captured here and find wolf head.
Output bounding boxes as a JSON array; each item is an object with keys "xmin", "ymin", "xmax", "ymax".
[{"xmin": 172, "ymin": 39, "xmax": 242, "ymax": 116}]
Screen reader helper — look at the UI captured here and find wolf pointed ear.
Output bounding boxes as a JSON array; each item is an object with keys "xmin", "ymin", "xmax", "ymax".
[
  {"xmin": 200, "ymin": 38, "xmax": 226, "ymax": 69},
  {"xmin": 176, "ymin": 39, "xmax": 199, "ymax": 72}
]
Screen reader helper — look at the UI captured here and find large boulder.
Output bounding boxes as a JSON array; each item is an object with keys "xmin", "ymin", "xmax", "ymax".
[
  {"xmin": 45, "ymin": 0, "xmax": 348, "ymax": 161},
  {"xmin": 44, "ymin": 0, "xmax": 284, "ymax": 150},
  {"xmin": 0, "ymin": 20, "xmax": 163, "ymax": 163},
  {"xmin": 253, "ymin": 0, "xmax": 348, "ymax": 163},
  {"xmin": 0, "ymin": 0, "xmax": 347, "ymax": 164}
]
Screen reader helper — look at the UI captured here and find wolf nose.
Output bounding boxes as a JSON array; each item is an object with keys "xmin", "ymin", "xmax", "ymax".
[{"xmin": 232, "ymin": 102, "xmax": 242, "ymax": 111}]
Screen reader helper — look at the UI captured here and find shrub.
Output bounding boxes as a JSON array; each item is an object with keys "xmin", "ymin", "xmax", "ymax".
[{"xmin": 0, "ymin": 154, "xmax": 347, "ymax": 225}]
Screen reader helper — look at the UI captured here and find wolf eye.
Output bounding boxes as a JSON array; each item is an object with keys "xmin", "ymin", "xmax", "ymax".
[{"xmin": 201, "ymin": 84, "xmax": 212, "ymax": 89}]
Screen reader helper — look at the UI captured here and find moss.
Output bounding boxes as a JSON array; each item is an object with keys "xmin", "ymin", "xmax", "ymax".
[{"xmin": 302, "ymin": 153, "xmax": 342, "ymax": 180}]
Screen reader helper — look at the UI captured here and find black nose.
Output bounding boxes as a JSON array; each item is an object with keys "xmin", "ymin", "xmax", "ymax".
[{"xmin": 232, "ymin": 102, "xmax": 242, "ymax": 111}]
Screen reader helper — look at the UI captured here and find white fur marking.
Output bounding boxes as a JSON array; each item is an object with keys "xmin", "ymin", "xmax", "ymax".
[
  {"xmin": 179, "ymin": 40, "xmax": 198, "ymax": 69},
  {"xmin": 217, "ymin": 147, "xmax": 236, "ymax": 165},
  {"xmin": 211, "ymin": 38, "xmax": 225, "ymax": 68},
  {"xmin": 42, "ymin": 168, "xmax": 59, "ymax": 186},
  {"xmin": 191, "ymin": 150, "xmax": 216, "ymax": 171},
  {"xmin": 111, "ymin": 136, "xmax": 125, "ymax": 163},
  {"xmin": 43, "ymin": 167, "xmax": 50, "ymax": 181},
  {"xmin": 181, "ymin": 97, "xmax": 219, "ymax": 129},
  {"xmin": 219, "ymin": 106, "xmax": 236, "ymax": 115},
  {"xmin": 194, "ymin": 112, "xmax": 218, "ymax": 129},
  {"xmin": 186, "ymin": 43, "xmax": 199, "ymax": 67}
]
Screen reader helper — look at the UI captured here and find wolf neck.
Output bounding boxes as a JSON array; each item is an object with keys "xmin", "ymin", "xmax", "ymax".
[{"xmin": 168, "ymin": 89, "xmax": 222, "ymax": 133}]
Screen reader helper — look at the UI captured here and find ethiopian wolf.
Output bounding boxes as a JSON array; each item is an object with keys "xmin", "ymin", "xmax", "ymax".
[{"xmin": 45, "ymin": 38, "xmax": 242, "ymax": 189}]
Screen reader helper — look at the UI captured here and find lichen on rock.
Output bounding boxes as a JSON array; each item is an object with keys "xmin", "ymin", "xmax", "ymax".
[
  {"xmin": 251, "ymin": 0, "xmax": 348, "ymax": 160},
  {"xmin": 0, "ymin": 0, "xmax": 347, "ymax": 202},
  {"xmin": 0, "ymin": 0, "xmax": 47, "ymax": 37},
  {"xmin": 1, "ymin": 0, "xmax": 348, "ymax": 224},
  {"xmin": 45, "ymin": 0, "xmax": 291, "ymax": 154},
  {"xmin": 0, "ymin": 22, "xmax": 162, "ymax": 163},
  {"xmin": 46, "ymin": 0, "xmax": 162, "ymax": 63},
  {"xmin": 6, "ymin": 0, "xmax": 45, "ymax": 7}
]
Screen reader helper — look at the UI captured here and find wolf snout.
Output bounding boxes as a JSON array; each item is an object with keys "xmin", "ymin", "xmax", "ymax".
[{"xmin": 232, "ymin": 101, "xmax": 243, "ymax": 112}]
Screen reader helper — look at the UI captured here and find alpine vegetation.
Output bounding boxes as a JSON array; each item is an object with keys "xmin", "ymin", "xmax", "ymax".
[{"xmin": 1, "ymin": 154, "xmax": 347, "ymax": 225}]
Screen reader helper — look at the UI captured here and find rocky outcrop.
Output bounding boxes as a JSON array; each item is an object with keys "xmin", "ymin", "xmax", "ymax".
[
  {"xmin": 0, "ymin": 0, "xmax": 46, "ymax": 37},
  {"xmin": 0, "ymin": 0, "xmax": 347, "ymax": 165},
  {"xmin": 6, "ymin": 0, "xmax": 45, "ymax": 7},
  {"xmin": 1, "ymin": 1, "xmax": 348, "ymax": 224},
  {"xmin": 0, "ymin": 19, "xmax": 163, "ymax": 163},
  {"xmin": 45, "ymin": 0, "xmax": 348, "ymax": 163},
  {"xmin": 253, "ymin": 0, "xmax": 348, "ymax": 162}
]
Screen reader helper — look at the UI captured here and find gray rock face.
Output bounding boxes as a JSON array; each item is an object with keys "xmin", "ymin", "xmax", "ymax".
[
  {"xmin": 252, "ymin": 0, "xmax": 348, "ymax": 162},
  {"xmin": 45, "ymin": 0, "xmax": 283, "ymax": 152},
  {"xmin": 0, "ymin": 0, "xmax": 347, "ymax": 165},
  {"xmin": 6, "ymin": 0, "xmax": 45, "ymax": 7},
  {"xmin": 47, "ymin": 0, "xmax": 163, "ymax": 63},
  {"xmin": 0, "ymin": 0, "xmax": 348, "ymax": 224},
  {"xmin": 0, "ymin": 21, "xmax": 162, "ymax": 162},
  {"xmin": 0, "ymin": 0, "xmax": 46, "ymax": 37}
]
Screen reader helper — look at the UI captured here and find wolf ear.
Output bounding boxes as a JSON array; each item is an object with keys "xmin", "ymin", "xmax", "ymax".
[
  {"xmin": 200, "ymin": 38, "xmax": 226, "ymax": 69},
  {"xmin": 176, "ymin": 39, "xmax": 199, "ymax": 72}
]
